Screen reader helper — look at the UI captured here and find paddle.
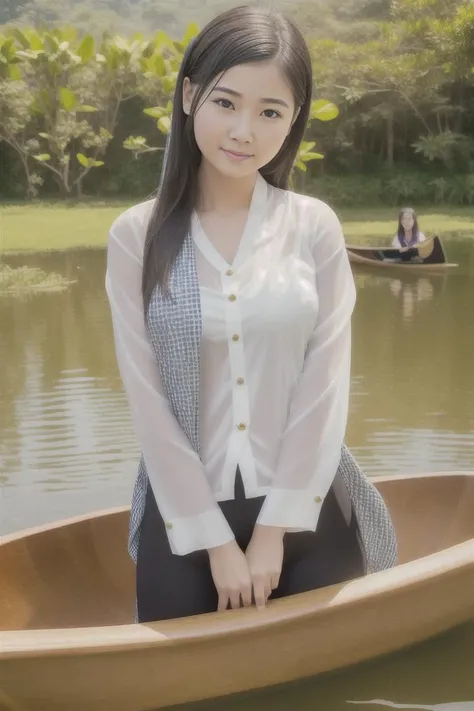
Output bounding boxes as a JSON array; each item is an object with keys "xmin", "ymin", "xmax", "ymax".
[{"xmin": 398, "ymin": 234, "xmax": 437, "ymax": 260}]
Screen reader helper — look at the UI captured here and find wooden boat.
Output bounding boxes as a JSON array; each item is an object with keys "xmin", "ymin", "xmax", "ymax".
[
  {"xmin": 346, "ymin": 235, "xmax": 458, "ymax": 272},
  {"xmin": 0, "ymin": 471, "xmax": 473, "ymax": 711}
]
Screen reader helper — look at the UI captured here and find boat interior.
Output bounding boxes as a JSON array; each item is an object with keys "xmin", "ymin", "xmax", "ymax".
[{"xmin": 1, "ymin": 473, "xmax": 473, "ymax": 633}]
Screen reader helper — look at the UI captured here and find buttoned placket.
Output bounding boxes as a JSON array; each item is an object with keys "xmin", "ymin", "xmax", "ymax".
[
  {"xmin": 223, "ymin": 266, "xmax": 250, "ymax": 463},
  {"xmin": 190, "ymin": 174, "xmax": 268, "ymax": 498},
  {"xmin": 205, "ymin": 262, "xmax": 258, "ymax": 497}
]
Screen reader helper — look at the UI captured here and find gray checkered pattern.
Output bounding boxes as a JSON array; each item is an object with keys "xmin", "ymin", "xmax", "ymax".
[
  {"xmin": 338, "ymin": 446, "xmax": 397, "ymax": 571},
  {"xmin": 127, "ymin": 233, "xmax": 397, "ymax": 574},
  {"xmin": 128, "ymin": 233, "xmax": 202, "ymax": 562}
]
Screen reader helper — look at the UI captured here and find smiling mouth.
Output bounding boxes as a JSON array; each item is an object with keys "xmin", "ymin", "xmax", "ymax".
[{"xmin": 221, "ymin": 148, "xmax": 254, "ymax": 159}]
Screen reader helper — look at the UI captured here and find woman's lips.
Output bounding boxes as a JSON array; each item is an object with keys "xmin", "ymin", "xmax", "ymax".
[{"xmin": 221, "ymin": 148, "xmax": 253, "ymax": 161}]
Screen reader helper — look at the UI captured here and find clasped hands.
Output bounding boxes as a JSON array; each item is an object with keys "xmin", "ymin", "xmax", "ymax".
[{"xmin": 207, "ymin": 525, "xmax": 285, "ymax": 612}]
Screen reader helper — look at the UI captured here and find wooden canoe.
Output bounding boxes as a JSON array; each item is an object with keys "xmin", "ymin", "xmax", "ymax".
[
  {"xmin": 0, "ymin": 472, "xmax": 473, "ymax": 711},
  {"xmin": 346, "ymin": 235, "xmax": 458, "ymax": 272}
]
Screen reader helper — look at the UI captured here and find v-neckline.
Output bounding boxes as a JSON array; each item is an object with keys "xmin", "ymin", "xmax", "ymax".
[{"xmin": 191, "ymin": 172, "xmax": 268, "ymax": 272}]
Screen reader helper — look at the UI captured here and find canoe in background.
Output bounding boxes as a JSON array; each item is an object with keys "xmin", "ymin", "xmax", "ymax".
[
  {"xmin": 346, "ymin": 235, "xmax": 458, "ymax": 271},
  {"xmin": 0, "ymin": 472, "xmax": 473, "ymax": 711}
]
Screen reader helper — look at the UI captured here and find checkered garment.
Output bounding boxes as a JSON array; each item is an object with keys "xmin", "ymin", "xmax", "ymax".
[{"xmin": 128, "ymin": 233, "xmax": 398, "ymax": 574}]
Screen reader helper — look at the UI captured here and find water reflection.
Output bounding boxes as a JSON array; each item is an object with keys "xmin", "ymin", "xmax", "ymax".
[
  {"xmin": 173, "ymin": 621, "xmax": 474, "ymax": 710},
  {"xmin": 347, "ymin": 251, "xmax": 474, "ymax": 475},
  {"xmin": 388, "ymin": 276, "xmax": 436, "ymax": 322},
  {"xmin": 1, "ymin": 238, "xmax": 474, "ymax": 707},
  {"xmin": 355, "ymin": 270, "xmax": 443, "ymax": 323},
  {"xmin": 0, "ymin": 249, "xmax": 139, "ymax": 534},
  {"xmin": 1, "ymin": 239, "xmax": 474, "ymax": 533}
]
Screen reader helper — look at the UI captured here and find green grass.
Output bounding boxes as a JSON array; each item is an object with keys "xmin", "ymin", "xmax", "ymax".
[
  {"xmin": 0, "ymin": 201, "xmax": 133, "ymax": 254},
  {"xmin": 1, "ymin": 201, "xmax": 473, "ymax": 254}
]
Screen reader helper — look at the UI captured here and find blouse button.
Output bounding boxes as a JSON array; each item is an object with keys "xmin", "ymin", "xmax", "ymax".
[
  {"xmin": 228, "ymin": 294, "xmax": 237, "ymax": 302},
  {"xmin": 237, "ymin": 423, "xmax": 247, "ymax": 431},
  {"xmin": 314, "ymin": 496, "xmax": 323, "ymax": 504},
  {"xmin": 226, "ymin": 269, "xmax": 234, "ymax": 276},
  {"xmin": 165, "ymin": 521, "xmax": 173, "ymax": 529},
  {"xmin": 232, "ymin": 334, "xmax": 240, "ymax": 342},
  {"xmin": 237, "ymin": 377, "xmax": 245, "ymax": 385}
]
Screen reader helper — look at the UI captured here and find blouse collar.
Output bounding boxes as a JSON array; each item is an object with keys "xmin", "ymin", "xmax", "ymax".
[{"xmin": 191, "ymin": 172, "xmax": 269, "ymax": 272}]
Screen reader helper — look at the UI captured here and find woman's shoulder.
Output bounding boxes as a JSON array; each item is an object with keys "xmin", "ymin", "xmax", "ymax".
[
  {"xmin": 108, "ymin": 198, "xmax": 156, "ymax": 246},
  {"xmin": 267, "ymin": 188, "xmax": 346, "ymax": 260},
  {"xmin": 272, "ymin": 185, "xmax": 343, "ymax": 231},
  {"xmin": 284, "ymin": 187, "xmax": 339, "ymax": 217},
  {"xmin": 289, "ymin": 191, "xmax": 346, "ymax": 250}
]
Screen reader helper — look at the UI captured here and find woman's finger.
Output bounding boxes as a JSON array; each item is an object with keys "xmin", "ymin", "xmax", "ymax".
[
  {"xmin": 264, "ymin": 582, "xmax": 272, "ymax": 602},
  {"xmin": 253, "ymin": 578, "xmax": 266, "ymax": 610},
  {"xmin": 217, "ymin": 592, "xmax": 229, "ymax": 612},
  {"xmin": 241, "ymin": 584, "xmax": 252, "ymax": 607},
  {"xmin": 229, "ymin": 590, "xmax": 241, "ymax": 609}
]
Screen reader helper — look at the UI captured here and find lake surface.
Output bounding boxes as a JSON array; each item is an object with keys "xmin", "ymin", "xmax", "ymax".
[{"xmin": 1, "ymin": 235, "xmax": 473, "ymax": 708}]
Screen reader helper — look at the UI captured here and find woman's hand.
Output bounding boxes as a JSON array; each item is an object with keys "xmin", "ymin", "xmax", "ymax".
[
  {"xmin": 245, "ymin": 525, "xmax": 285, "ymax": 609},
  {"xmin": 207, "ymin": 540, "xmax": 253, "ymax": 611}
]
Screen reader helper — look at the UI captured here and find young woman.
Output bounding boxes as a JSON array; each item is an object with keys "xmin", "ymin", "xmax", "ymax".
[
  {"xmin": 392, "ymin": 207, "xmax": 427, "ymax": 249},
  {"xmin": 106, "ymin": 5, "xmax": 397, "ymax": 623}
]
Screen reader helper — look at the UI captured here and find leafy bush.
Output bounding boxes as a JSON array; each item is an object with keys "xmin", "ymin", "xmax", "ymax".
[{"xmin": 308, "ymin": 171, "xmax": 474, "ymax": 207}]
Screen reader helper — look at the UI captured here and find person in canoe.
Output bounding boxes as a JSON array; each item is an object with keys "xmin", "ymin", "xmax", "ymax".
[
  {"xmin": 392, "ymin": 207, "xmax": 427, "ymax": 249},
  {"xmin": 106, "ymin": 5, "xmax": 397, "ymax": 623}
]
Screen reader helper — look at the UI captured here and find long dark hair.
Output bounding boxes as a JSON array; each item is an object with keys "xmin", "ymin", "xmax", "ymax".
[
  {"xmin": 142, "ymin": 5, "xmax": 313, "ymax": 310},
  {"xmin": 397, "ymin": 207, "xmax": 420, "ymax": 247}
]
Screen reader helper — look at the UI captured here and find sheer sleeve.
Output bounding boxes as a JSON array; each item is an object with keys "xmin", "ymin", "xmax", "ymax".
[
  {"xmin": 256, "ymin": 203, "xmax": 356, "ymax": 531},
  {"xmin": 105, "ymin": 207, "xmax": 235, "ymax": 555}
]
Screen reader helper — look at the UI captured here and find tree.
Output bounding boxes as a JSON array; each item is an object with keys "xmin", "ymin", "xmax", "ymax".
[
  {"xmin": 0, "ymin": 78, "xmax": 43, "ymax": 197},
  {"xmin": 0, "ymin": 27, "xmax": 153, "ymax": 197}
]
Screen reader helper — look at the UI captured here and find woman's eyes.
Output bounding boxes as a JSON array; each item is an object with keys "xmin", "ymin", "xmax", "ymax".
[
  {"xmin": 215, "ymin": 98, "xmax": 234, "ymax": 110},
  {"xmin": 213, "ymin": 99, "xmax": 281, "ymax": 118},
  {"xmin": 262, "ymin": 109, "xmax": 281, "ymax": 119}
]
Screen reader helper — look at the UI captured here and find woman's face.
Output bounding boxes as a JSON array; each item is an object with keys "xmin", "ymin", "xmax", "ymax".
[
  {"xmin": 183, "ymin": 60, "xmax": 297, "ymax": 180},
  {"xmin": 401, "ymin": 212, "xmax": 415, "ymax": 231}
]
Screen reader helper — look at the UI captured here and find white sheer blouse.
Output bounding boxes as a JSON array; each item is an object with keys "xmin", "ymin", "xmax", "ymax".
[{"xmin": 105, "ymin": 173, "xmax": 357, "ymax": 555}]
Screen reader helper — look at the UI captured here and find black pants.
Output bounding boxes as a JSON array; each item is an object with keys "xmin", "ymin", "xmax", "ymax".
[{"xmin": 136, "ymin": 470, "xmax": 366, "ymax": 623}]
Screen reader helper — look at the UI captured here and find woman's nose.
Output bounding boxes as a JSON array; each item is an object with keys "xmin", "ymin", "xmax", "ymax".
[{"xmin": 228, "ymin": 113, "xmax": 253, "ymax": 144}]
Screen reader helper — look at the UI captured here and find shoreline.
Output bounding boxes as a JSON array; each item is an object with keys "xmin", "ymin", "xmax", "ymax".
[{"xmin": 1, "ymin": 203, "xmax": 473, "ymax": 255}]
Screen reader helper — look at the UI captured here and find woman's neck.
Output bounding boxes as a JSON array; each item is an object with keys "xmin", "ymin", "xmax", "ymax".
[{"xmin": 196, "ymin": 161, "xmax": 257, "ymax": 215}]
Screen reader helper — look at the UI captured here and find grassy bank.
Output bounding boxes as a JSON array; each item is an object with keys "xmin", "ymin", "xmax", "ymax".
[
  {"xmin": 1, "ymin": 201, "xmax": 473, "ymax": 254},
  {"xmin": 0, "ymin": 201, "xmax": 132, "ymax": 254}
]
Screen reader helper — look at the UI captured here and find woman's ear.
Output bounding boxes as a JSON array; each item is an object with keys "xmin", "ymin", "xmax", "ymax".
[{"xmin": 182, "ymin": 77, "xmax": 194, "ymax": 116}]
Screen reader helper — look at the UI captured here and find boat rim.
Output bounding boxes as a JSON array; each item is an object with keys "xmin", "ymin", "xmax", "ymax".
[{"xmin": 1, "ymin": 471, "xmax": 473, "ymax": 660}]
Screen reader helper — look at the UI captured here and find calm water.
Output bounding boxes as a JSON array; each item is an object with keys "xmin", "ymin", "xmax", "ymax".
[{"xmin": 1, "ymin": 235, "xmax": 474, "ymax": 707}]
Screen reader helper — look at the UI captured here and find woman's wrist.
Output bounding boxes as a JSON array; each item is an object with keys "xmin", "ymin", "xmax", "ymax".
[
  {"xmin": 206, "ymin": 539, "xmax": 239, "ymax": 557},
  {"xmin": 252, "ymin": 523, "xmax": 286, "ymax": 540}
]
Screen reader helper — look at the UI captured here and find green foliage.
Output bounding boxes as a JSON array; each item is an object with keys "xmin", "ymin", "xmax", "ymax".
[
  {"xmin": 0, "ymin": 0, "xmax": 474, "ymax": 202},
  {"xmin": 0, "ymin": 26, "xmax": 150, "ymax": 196},
  {"xmin": 309, "ymin": 171, "xmax": 474, "ymax": 207}
]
